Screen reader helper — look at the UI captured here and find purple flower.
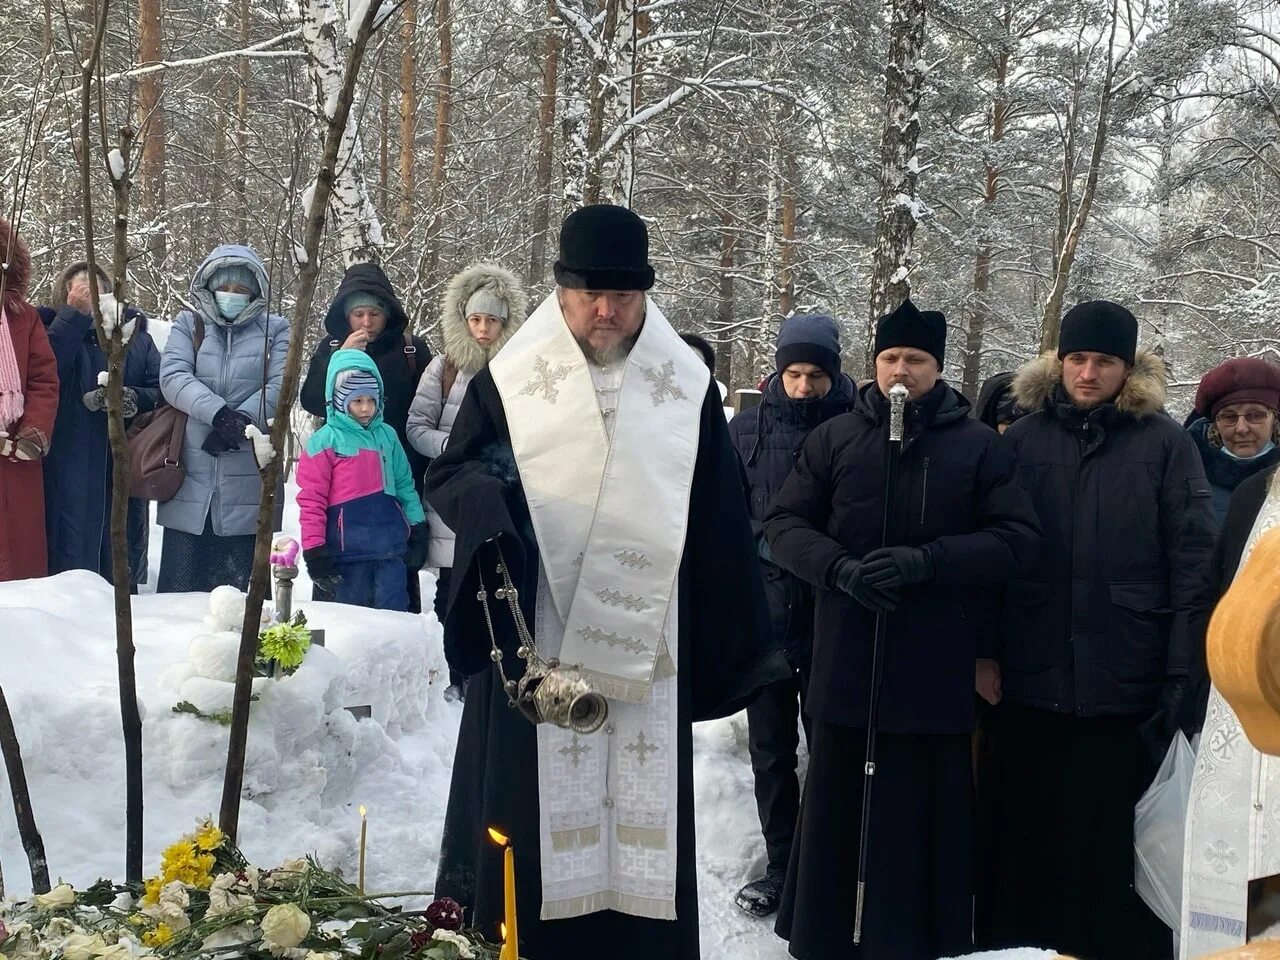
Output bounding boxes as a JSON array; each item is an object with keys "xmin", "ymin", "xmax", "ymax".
[{"xmin": 425, "ymin": 896, "xmax": 464, "ymax": 931}]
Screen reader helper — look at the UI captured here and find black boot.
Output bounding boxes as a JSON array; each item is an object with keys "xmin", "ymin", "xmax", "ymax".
[{"xmin": 734, "ymin": 871, "xmax": 786, "ymax": 918}]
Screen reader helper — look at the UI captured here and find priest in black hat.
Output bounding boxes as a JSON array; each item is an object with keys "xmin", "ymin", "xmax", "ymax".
[
  {"xmin": 424, "ymin": 204, "xmax": 786, "ymax": 959},
  {"xmin": 764, "ymin": 299, "xmax": 1041, "ymax": 959}
]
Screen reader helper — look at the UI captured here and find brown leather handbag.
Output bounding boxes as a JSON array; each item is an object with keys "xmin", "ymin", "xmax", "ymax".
[{"xmin": 127, "ymin": 316, "xmax": 204, "ymax": 501}]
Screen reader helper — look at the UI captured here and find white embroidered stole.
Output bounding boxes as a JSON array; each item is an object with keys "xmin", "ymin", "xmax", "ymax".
[
  {"xmin": 533, "ymin": 570, "xmax": 681, "ymax": 921},
  {"xmin": 488, "ymin": 292, "xmax": 708, "ymax": 703},
  {"xmin": 1181, "ymin": 474, "xmax": 1280, "ymax": 958}
]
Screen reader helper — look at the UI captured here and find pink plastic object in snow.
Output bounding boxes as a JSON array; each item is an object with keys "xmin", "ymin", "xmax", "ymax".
[{"xmin": 270, "ymin": 534, "xmax": 300, "ymax": 569}]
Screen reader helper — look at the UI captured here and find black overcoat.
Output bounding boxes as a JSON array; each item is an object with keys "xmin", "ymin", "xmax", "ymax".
[
  {"xmin": 424, "ymin": 367, "xmax": 785, "ymax": 960},
  {"xmin": 764, "ymin": 381, "xmax": 1042, "ymax": 734}
]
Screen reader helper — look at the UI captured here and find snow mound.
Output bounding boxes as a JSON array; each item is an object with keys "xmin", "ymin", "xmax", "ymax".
[{"xmin": 0, "ymin": 571, "xmax": 453, "ymax": 899}]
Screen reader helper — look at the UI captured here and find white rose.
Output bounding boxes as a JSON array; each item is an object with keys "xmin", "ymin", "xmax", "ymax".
[
  {"xmin": 207, "ymin": 874, "xmax": 253, "ymax": 918},
  {"xmin": 59, "ymin": 933, "xmax": 105, "ymax": 960},
  {"xmin": 260, "ymin": 903, "xmax": 311, "ymax": 949},
  {"xmin": 33, "ymin": 884, "xmax": 75, "ymax": 910},
  {"xmin": 431, "ymin": 929, "xmax": 475, "ymax": 959}
]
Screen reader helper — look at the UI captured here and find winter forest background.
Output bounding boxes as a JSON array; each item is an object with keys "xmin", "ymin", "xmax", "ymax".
[{"xmin": 3, "ymin": 0, "xmax": 1279, "ymax": 413}]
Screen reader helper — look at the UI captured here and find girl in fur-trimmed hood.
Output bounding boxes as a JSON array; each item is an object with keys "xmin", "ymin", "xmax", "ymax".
[{"xmin": 407, "ymin": 261, "xmax": 527, "ymax": 698}]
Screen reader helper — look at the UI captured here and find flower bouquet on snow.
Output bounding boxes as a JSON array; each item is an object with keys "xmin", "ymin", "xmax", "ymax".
[{"xmin": 0, "ymin": 820, "xmax": 493, "ymax": 959}]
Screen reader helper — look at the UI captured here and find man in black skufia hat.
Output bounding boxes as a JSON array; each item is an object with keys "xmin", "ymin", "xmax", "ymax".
[
  {"xmin": 765, "ymin": 298, "xmax": 1040, "ymax": 959},
  {"xmin": 975, "ymin": 299, "xmax": 1216, "ymax": 960},
  {"xmin": 425, "ymin": 203, "xmax": 786, "ymax": 960}
]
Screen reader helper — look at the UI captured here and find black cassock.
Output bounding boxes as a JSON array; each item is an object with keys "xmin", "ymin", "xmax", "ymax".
[{"xmin": 424, "ymin": 368, "xmax": 786, "ymax": 960}]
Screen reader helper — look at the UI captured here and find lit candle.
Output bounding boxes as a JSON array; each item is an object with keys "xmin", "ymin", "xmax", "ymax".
[
  {"xmin": 487, "ymin": 827, "xmax": 517, "ymax": 960},
  {"xmin": 358, "ymin": 805, "xmax": 368, "ymax": 896}
]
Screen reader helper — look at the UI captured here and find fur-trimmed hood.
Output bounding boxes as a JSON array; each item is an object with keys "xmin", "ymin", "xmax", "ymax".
[
  {"xmin": 441, "ymin": 262, "xmax": 527, "ymax": 375},
  {"xmin": 0, "ymin": 218, "xmax": 32, "ymax": 312},
  {"xmin": 1012, "ymin": 349, "xmax": 1167, "ymax": 419}
]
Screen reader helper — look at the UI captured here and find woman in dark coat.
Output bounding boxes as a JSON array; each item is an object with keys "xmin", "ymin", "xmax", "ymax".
[
  {"xmin": 39, "ymin": 261, "xmax": 161, "ymax": 587},
  {"xmin": 1185, "ymin": 357, "xmax": 1280, "ymax": 523},
  {"xmin": 0, "ymin": 218, "xmax": 59, "ymax": 582}
]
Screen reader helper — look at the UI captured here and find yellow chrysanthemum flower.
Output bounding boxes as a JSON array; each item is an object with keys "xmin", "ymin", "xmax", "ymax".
[
  {"xmin": 193, "ymin": 822, "xmax": 224, "ymax": 852},
  {"xmin": 142, "ymin": 878, "xmax": 163, "ymax": 906},
  {"xmin": 142, "ymin": 923, "xmax": 174, "ymax": 947}
]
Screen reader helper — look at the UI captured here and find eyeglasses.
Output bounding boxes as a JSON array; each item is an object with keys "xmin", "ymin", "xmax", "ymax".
[{"xmin": 1215, "ymin": 410, "xmax": 1273, "ymax": 427}]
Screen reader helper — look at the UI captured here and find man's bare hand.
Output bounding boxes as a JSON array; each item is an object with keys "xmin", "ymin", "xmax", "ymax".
[{"xmin": 976, "ymin": 657, "xmax": 1002, "ymax": 706}]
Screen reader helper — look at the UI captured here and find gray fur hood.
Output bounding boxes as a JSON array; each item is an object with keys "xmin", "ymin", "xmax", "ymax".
[
  {"xmin": 441, "ymin": 262, "xmax": 527, "ymax": 375},
  {"xmin": 1012, "ymin": 349, "xmax": 1167, "ymax": 419}
]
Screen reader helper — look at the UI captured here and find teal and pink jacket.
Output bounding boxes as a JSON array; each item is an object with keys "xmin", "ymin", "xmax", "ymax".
[{"xmin": 297, "ymin": 349, "xmax": 426, "ymax": 561}]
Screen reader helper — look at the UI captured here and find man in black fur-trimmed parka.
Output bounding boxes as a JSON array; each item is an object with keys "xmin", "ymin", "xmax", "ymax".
[{"xmin": 977, "ymin": 300, "xmax": 1217, "ymax": 960}]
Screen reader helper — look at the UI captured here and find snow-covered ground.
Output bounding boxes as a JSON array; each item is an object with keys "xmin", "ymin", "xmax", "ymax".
[{"xmin": 1, "ymin": 481, "xmax": 1055, "ymax": 959}]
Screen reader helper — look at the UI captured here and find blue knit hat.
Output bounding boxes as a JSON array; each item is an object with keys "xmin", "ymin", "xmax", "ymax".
[
  {"xmin": 344, "ymin": 292, "xmax": 387, "ymax": 318},
  {"xmin": 208, "ymin": 264, "xmax": 260, "ymax": 297},
  {"xmin": 332, "ymin": 369, "xmax": 381, "ymax": 414},
  {"xmin": 776, "ymin": 313, "xmax": 842, "ymax": 381}
]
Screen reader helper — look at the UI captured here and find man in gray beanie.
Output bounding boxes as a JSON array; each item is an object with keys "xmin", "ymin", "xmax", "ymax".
[{"xmin": 727, "ymin": 313, "xmax": 855, "ymax": 916}]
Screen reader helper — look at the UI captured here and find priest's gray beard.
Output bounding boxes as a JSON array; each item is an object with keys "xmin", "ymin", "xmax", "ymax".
[{"xmin": 576, "ymin": 331, "xmax": 639, "ymax": 367}]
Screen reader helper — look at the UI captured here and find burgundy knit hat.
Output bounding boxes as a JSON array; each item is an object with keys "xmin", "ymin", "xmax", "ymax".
[{"xmin": 1195, "ymin": 357, "xmax": 1280, "ymax": 419}]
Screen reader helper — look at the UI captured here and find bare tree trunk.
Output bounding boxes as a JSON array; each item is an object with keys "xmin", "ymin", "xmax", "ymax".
[
  {"xmin": 424, "ymin": 0, "xmax": 452, "ymax": 283},
  {"xmin": 865, "ymin": 0, "xmax": 928, "ymax": 375},
  {"xmin": 380, "ymin": 69, "xmax": 390, "ymax": 209},
  {"xmin": 220, "ymin": 0, "xmax": 386, "ymax": 841},
  {"xmin": 235, "ymin": 0, "xmax": 252, "ymax": 241},
  {"xmin": 962, "ymin": 22, "xmax": 1009, "ymax": 400},
  {"xmin": 0, "ymin": 686, "xmax": 50, "ymax": 894},
  {"xmin": 778, "ymin": 145, "xmax": 798, "ymax": 317},
  {"xmin": 79, "ymin": 0, "xmax": 144, "ymax": 884},
  {"xmin": 528, "ymin": 0, "xmax": 559, "ymax": 280},
  {"xmin": 398, "ymin": 0, "xmax": 417, "ymax": 237},
  {"xmin": 582, "ymin": 0, "xmax": 622, "ymax": 203},
  {"xmin": 137, "ymin": 0, "xmax": 166, "ymax": 261},
  {"xmin": 716, "ymin": 202, "xmax": 737, "ymax": 389},
  {"xmin": 1040, "ymin": 2, "xmax": 1119, "ymax": 351}
]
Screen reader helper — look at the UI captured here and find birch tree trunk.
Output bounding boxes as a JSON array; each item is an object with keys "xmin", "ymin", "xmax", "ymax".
[
  {"xmin": 865, "ymin": 0, "xmax": 928, "ymax": 374},
  {"xmin": 220, "ymin": 0, "xmax": 388, "ymax": 842},
  {"xmin": 528, "ymin": 0, "xmax": 560, "ymax": 281},
  {"xmin": 716, "ymin": 199, "xmax": 737, "ymax": 389},
  {"xmin": 301, "ymin": 0, "xmax": 384, "ymax": 267},
  {"xmin": 235, "ymin": 0, "xmax": 251, "ymax": 241}
]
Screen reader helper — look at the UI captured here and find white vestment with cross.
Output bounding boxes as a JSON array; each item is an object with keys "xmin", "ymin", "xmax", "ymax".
[{"xmin": 487, "ymin": 291, "xmax": 710, "ymax": 922}]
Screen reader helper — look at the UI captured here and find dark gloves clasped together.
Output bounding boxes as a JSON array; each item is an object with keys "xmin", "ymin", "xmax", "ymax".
[
  {"xmin": 202, "ymin": 406, "xmax": 256, "ymax": 456},
  {"xmin": 830, "ymin": 546, "xmax": 934, "ymax": 614}
]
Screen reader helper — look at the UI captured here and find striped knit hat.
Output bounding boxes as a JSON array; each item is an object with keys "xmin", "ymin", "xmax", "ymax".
[{"xmin": 332, "ymin": 368, "xmax": 380, "ymax": 414}]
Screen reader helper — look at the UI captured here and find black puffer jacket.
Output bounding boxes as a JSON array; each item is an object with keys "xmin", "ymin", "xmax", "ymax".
[
  {"xmin": 1187, "ymin": 416, "xmax": 1280, "ymax": 523},
  {"xmin": 1000, "ymin": 352, "xmax": 1217, "ymax": 717},
  {"xmin": 765, "ymin": 381, "xmax": 1042, "ymax": 734},
  {"xmin": 727, "ymin": 373, "xmax": 855, "ymax": 669},
  {"xmin": 300, "ymin": 263, "xmax": 432, "ymax": 486}
]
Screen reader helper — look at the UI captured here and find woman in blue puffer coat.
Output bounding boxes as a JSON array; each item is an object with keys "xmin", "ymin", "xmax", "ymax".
[
  {"xmin": 156, "ymin": 245, "xmax": 289, "ymax": 592},
  {"xmin": 39, "ymin": 261, "xmax": 161, "ymax": 587}
]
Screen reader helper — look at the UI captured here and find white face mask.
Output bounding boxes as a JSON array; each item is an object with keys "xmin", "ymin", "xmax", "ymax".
[{"xmin": 215, "ymin": 291, "xmax": 251, "ymax": 319}]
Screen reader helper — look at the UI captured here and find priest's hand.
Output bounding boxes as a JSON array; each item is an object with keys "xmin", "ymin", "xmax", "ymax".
[
  {"xmin": 304, "ymin": 547, "xmax": 343, "ymax": 591},
  {"xmin": 976, "ymin": 658, "xmax": 1002, "ymax": 705},
  {"xmin": 830, "ymin": 557, "xmax": 899, "ymax": 614},
  {"xmin": 404, "ymin": 523, "xmax": 429, "ymax": 571},
  {"xmin": 860, "ymin": 546, "xmax": 934, "ymax": 589}
]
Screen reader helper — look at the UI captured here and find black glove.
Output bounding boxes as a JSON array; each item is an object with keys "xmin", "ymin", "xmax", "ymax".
[
  {"xmin": 831, "ymin": 557, "xmax": 900, "ymax": 614},
  {"xmin": 211, "ymin": 406, "xmax": 254, "ymax": 449},
  {"xmin": 404, "ymin": 523, "xmax": 429, "ymax": 571},
  {"xmin": 201, "ymin": 429, "xmax": 232, "ymax": 456},
  {"xmin": 304, "ymin": 547, "xmax": 343, "ymax": 591},
  {"xmin": 860, "ymin": 546, "xmax": 934, "ymax": 590},
  {"xmin": 1141, "ymin": 677, "xmax": 1189, "ymax": 761},
  {"xmin": 121, "ymin": 387, "xmax": 138, "ymax": 419},
  {"xmin": 83, "ymin": 387, "xmax": 107, "ymax": 412}
]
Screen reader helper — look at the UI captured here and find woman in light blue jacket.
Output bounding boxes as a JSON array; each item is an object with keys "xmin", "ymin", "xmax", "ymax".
[{"xmin": 156, "ymin": 245, "xmax": 289, "ymax": 592}]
